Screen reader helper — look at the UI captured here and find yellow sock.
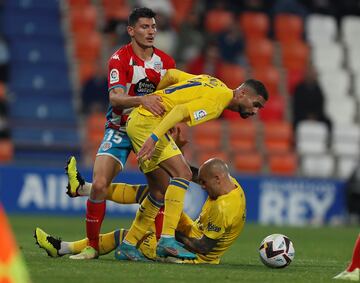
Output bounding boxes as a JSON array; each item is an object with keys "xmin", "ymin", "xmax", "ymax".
[
  {"xmin": 68, "ymin": 230, "xmax": 124, "ymax": 255},
  {"xmin": 106, "ymin": 184, "xmax": 148, "ymax": 204},
  {"xmin": 162, "ymin": 178, "xmax": 190, "ymax": 237},
  {"xmin": 69, "ymin": 238, "xmax": 88, "ymax": 254},
  {"xmin": 124, "ymin": 194, "xmax": 162, "ymax": 245}
]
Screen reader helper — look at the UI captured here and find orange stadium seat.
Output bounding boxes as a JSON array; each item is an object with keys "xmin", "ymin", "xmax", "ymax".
[
  {"xmin": 67, "ymin": 0, "xmax": 90, "ymax": 9},
  {"xmin": 274, "ymin": 14, "xmax": 304, "ymax": 44},
  {"xmin": 69, "ymin": 5, "xmax": 97, "ymax": 34},
  {"xmin": 251, "ymin": 66, "xmax": 280, "ymax": 96},
  {"xmin": 78, "ymin": 61, "xmax": 97, "ymax": 85},
  {"xmin": 102, "ymin": 0, "xmax": 130, "ymax": 21},
  {"xmin": 86, "ymin": 112, "xmax": 106, "ymax": 143},
  {"xmin": 74, "ymin": 31, "xmax": 102, "ymax": 61},
  {"xmin": 259, "ymin": 94, "xmax": 285, "ymax": 122},
  {"xmin": 239, "ymin": 12, "xmax": 270, "ymax": 40},
  {"xmin": 0, "ymin": 139, "xmax": 14, "ymax": 162},
  {"xmin": 246, "ymin": 38, "xmax": 274, "ymax": 68},
  {"xmin": 233, "ymin": 152, "xmax": 263, "ymax": 174},
  {"xmin": 171, "ymin": 0, "xmax": 195, "ymax": 27},
  {"xmin": 227, "ymin": 120, "xmax": 257, "ymax": 152},
  {"xmin": 263, "ymin": 121, "xmax": 293, "ymax": 154},
  {"xmin": 205, "ymin": 9, "xmax": 234, "ymax": 33},
  {"xmin": 282, "ymin": 41, "xmax": 309, "ymax": 72},
  {"xmin": 0, "ymin": 82, "xmax": 6, "ymax": 99},
  {"xmin": 218, "ymin": 64, "xmax": 246, "ymax": 89},
  {"xmin": 268, "ymin": 153, "xmax": 297, "ymax": 176},
  {"xmin": 192, "ymin": 120, "xmax": 222, "ymax": 150},
  {"xmin": 196, "ymin": 150, "xmax": 229, "ymax": 165}
]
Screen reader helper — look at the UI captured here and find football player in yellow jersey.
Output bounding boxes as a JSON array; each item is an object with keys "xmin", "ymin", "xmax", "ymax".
[
  {"xmin": 114, "ymin": 68, "xmax": 267, "ymax": 260},
  {"xmin": 34, "ymin": 158, "xmax": 246, "ymax": 264}
]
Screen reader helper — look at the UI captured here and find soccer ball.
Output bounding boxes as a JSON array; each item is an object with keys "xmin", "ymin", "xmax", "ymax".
[{"xmin": 259, "ymin": 234, "xmax": 295, "ymax": 268}]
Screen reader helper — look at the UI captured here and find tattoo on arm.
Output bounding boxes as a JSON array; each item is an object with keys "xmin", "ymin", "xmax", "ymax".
[{"xmin": 175, "ymin": 232, "xmax": 218, "ymax": 255}]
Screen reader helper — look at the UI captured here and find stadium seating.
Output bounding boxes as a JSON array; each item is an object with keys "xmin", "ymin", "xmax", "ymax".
[
  {"xmin": 205, "ymin": 9, "xmax": 234, "ymax": 33},
  {"xmin": 341, "ymin": 15, "xmax": 360, "ymax": 47},
  {"xmin": 312, "ymin": 43, "xmax": 344, "ymax": 72},
  {"xmin": 227, "ymin": 120, "xmax": 257, "ymax": 152},
  {"xmin": 246, "ymin": 39, "xmax": 274, "ymax": 68},
  {"xmin": 0, "ymin": 139, "xmax": 14, "ymax": 162},
  {"xmin": 306, "ymin": 14, "xmax": 338, "ymax": 45},
  {"xmin": 102, "ymin": 0, "xmax": 130, "ymax": 21},
  {"xmin": 258, "ymin": 94, "xmax": 285, "ymax": 122},
  {"xmin": 263, "ymin": 121, "xmax": 293, "ymax": 154},
  {"xmin": 192, "ymin": 121, "xmax": 222, "ymax": 151},
  {"xmin": 251, "ymin": 66, "xmax": 280, "ymax": 96},
  {"xmin": 318, "ymin": 69, "xmax": 350, "ymax": 99},
  {"xmin": 3, "ymin": 0, "xmax": 80, "ymax": 165},
  {"xmin": 325, "ymin": 97, "xmax": 356, "ymax": 125},
  {"xmin": 296, "ymin": 121, "xmax": 329, "ymax": 154},
  {"xmin": 274, "ymin": 14, "xmax": 304, "ymax": 44},
  {"xmin": 69, "ymin": 5, "xmax": 97, "ymax": 34},
  {"xmin": 171, "ymin": 0, "xmax": 195, "ymax": 27},
  {"xmin": 239, "ymin": 12, "xmax": 270, "ymax": 40},
  {"xmin": 233, "ymin": 152, "xmax": 262, "ymax": 174},
  {"xmin": 337, "ymin": 156, "xmax": 359, "ymax": 179},
  {"xmin": 301, "ymin": 154, "xmax": 335, "ymax": 178},
  {"xmin": 73, "ymin": 31, "xmax": 102, "ymax": 61},
  {"xmin": 196, "ymin": 150, "xmax": 229, "ymax": 166},
  {"xmin": 332, "ymin": 123, "xmax": 360, "ymax": 156},
  {"xmin": 268, "ymin": 153, "xmax": 297, "ymax": 176},
  {"xmin": 218, "ymin": 64, "xmax": 246, "ymax": 89}
]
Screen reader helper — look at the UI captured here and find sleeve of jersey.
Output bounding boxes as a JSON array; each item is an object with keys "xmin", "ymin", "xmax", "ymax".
[
  {"xmin": 185, "ymin": 98, "xmax": 222, "ymax": 127},
  {"xmin": 203, "ymin": 204, "xmax": 226, "ymax": 240},
  {"xmin": 156, "ymin": 69, "xmax": 196, "ymax": 90},
  {"xmin": 152, "ymin": 104, "xmax": 189, "ymax": 138},
  {"xmin": 108, "ymin": 56, "xmax": 128, "ymax": 92}
]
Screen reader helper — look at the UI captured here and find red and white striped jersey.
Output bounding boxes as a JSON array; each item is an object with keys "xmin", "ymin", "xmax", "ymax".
[{"xmin": 105, "ymin": 43, "xmax": 175, "ymax": 131}]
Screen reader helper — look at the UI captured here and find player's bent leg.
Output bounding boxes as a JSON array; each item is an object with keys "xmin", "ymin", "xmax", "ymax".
[
  {"xmin": 34, "ymin": 228, "xmax": 62, "ymax": 257},
  {"xmin": 74, "ymin": 155, "xmax": 121, "ymax": 260},
  {"xmin": 334, "ymin": 268, "xmax": 360, "ymax": 281}
]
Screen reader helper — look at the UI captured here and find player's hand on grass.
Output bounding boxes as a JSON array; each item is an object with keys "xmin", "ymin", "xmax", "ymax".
[
  {"xmin": 137, "ymin": 137, "xmax": 156, "ymax": 161},
  {"xmin": 141, "ymin": 95, "xmax": 165, "ymax": 116}
]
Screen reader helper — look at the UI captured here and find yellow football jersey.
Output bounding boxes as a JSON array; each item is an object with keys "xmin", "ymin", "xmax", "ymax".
[
  {"xmin": 137, "ymin": 69, "xmax": 233, "ymax": 127},
  {"xmin": 192, "ymin": 177, "xmax": 246, "ymax": 264}
]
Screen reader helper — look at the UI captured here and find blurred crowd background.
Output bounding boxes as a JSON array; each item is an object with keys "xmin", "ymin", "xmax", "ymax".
[{"xmin": 1, "ymin": 0, "xmax": 360, "ymax": 180}]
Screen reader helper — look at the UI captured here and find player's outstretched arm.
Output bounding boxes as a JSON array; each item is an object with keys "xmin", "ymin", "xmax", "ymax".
[{"xmin": 175, "ymin": 232, "xmax": 218, "ymax": 255}]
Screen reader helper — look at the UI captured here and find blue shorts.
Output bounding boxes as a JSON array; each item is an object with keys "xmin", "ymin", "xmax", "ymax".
[{"xmin": 97, "ymin": 128, "xmax": 132, "ymax": 169}]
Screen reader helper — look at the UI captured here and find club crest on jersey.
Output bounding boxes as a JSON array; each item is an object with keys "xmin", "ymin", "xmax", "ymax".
[
  {"xmin": 193, "ymin": 110, "xmax": 207, "ymax": 121},
  {"xmin": 153, "ymin": 61, "xmax": 162, "ymax": 72},
  {"xmin": 110, "ymin": 69, "xmax": 119, "ymax": 84},
  {"xmin": 101, "ymin": 142, "xmax": 112, "ymax": 151}
]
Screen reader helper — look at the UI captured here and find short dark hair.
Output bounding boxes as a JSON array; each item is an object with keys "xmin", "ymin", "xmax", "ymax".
[
  {"xmin": 128, "ymin": 7, "xmax": 156, "ymax": 26},
  {"xmin": 243, "ymin": 79, "xmax": 269, "ymax": 101}
]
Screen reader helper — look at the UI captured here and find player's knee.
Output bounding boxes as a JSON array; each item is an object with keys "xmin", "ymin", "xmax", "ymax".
[{"xmin": 91, "ymin": 177, "xmax": 109, "ymax": 197}]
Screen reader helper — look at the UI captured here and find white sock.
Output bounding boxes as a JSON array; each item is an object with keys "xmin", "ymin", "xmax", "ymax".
[
  {"xmin": 58, "ymin": 242, "xmax": 72, "ymax": 255},
  {"xmin": 77, "ymin": 182, "xmax": 92, "ymax": 196}
]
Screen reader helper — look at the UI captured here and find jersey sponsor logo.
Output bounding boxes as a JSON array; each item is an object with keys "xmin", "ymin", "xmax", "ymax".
[
  {"xmin": 153, "ymin": 61, "xmax": 162, "ymax": 72},
  {"xmin": 207, "ymin": 222, "xmax": 221, "ymax": 232},
  {"xmin": 110, "ymin": 69, "xmax": 119, "ymax": 84},
  {"xmin": 193, "ymin": 110, "xmax": 207, "ymax": 121},
  {"xmin": 111, "ymin": 54, "xmax": 120, "ymax": 60},
  {"xmin": 134, "ymin": 78, "xmax": 156, "ymax": 96},
  {"xmin": 101, "ymin": 141, "xmax": 112, "ymax": 151}
]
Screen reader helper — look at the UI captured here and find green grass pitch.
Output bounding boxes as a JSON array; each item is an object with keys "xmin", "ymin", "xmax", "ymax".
[{"xmin": 9, "ymin": 215, "xmax": 358, "ymax": 283}]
